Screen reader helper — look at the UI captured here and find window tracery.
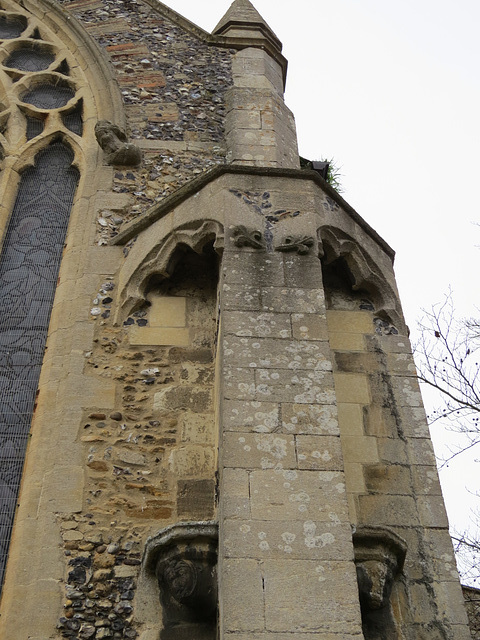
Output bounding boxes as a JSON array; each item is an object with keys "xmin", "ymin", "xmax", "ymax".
[{"xmin": 0, "ymin": 0, "xmax": 88, "ymax": 590}]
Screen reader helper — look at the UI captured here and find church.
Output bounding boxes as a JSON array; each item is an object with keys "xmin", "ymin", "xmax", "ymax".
[{"xmin": 0, "ymin": 0, "xmax": 473, "ymax": 638}]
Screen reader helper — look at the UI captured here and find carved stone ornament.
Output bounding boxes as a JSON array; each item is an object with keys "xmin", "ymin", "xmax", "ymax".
[
  {"xmin": 143, "ymin": 522, "xmax": 218, "ymax": 640},
  {"xmin": 353, "ymin": 526, "xmax": 407, "ymax": 611},
  {"xmin": 275, "ymin": 235, "xmax": 314, "ymax": 255},
  {"xmin": 231, "ymin": 225, "xmax": 265, "ymax": 250},
  {"xmin": 95, "ymin": 120, "xmax": 142, "ymax": 166}
]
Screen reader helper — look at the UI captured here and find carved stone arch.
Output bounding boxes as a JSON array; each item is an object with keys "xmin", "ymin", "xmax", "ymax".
[
  {"xmin": 318, "ymin": 225, "xmax": 405, "ymax": 331},
  {"xmin": 118, "ymin": 220, "xmax": 225, "ymax": 321}
]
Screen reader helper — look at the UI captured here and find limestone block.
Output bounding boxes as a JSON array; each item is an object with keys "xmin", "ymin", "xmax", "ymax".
[
  {"xmin": 392, "ymin": 376, "xmax": 423, "ymax": 407},
  {"xmin": 39, "ymin": 466, "xmax": 84, "ymax": 513},
  {"xmin": 407, "ymin": 437, "xmax": 437, "ymax": 466},
  {"xmin": 409, "ymin": 582, "xmax": 438, "ymax": 624},
  {"xmin": 398, "ymin": 405, "xmax": 430, "ymax": 438},
  {"xmin": 223, "ymin": 336, "xmax": 332, "ymax": 371},
  {"xmin": 263, "ymin": 560, "xmax": 362, "ymax": 634},
  {"xmin": 225, "ymin": 109, "xmax": 262, "ymax": 132},
  {"xmin": 181, "ymin": 412, "xmax": 215, "ymax": 445},
  {"xmin": 177, "ymin": 478, "xmax": 215, "ymax": 519},
  {"xmin": 222, "ymin": 558, "xmax": 265, "ymax": 632},
  {"xmin": 291, "ymin": 313, "xmax": 328, "ymax": 341},
  {"xmin": 333, "ymin": 373, "xmax": 370, "ymax": 404},
  {"xmin": 221, "ymin": 468, "xmax": 251, "ymax": 519},
  {"xmin": 365, "ymin": 333, "xmax": 412, "ymax": 354},
  {"xmin": 154, "ymin": 385, "xmax": 213, "ymax": 413},
  {"xmin": 342, "ymin": 436, "xmax": 379, "ymax": 464},
  {"xmin": 222, "ymin": 432, "xmax": 296, "ymax": 470},
  {"xmin": 364, "ymin": 463, "xmax": 412, "ymax": 494},
  {"xmin": 226, "ymin": 144, "xmax": 278, "ymax": 165},
  {"xmin": 222, "ymin": 284, "xmax": 261, "ymax": 311},
  {"xmin": 129, "ymin": 326, "xmax": 190, "ymax": 346},
  {"xmin": 261, "ymin": 286, "xmax": 325, "ymax": 314},
  {"xmin": 329, "ymin": 332, "xmax": 366, "ymax": 351},
  {"xmin": 411, "ymin": 465, "xmax": 443, "ymax": 495},
  {"xmin": 281, "ymin": 403, "xmax": 339, "ymax": 435},
  {"xmin": 326, "ymin": 310, "xmax": 374, "ymax": 335},
  {"xmin": 169, "ymin": 445, "xmax": 215, "ymax": 477},
  {"xmin": 256, "ymin": 368, "xmax": 336, "ymax": 404},
  {"xmin": 343, "ymin": 462, "xmax": 366, "ymax": 494},
  {"xmin": 228, "ymin": 127, "xmax": 276, "ymax": 148},
  {"xmin": 334, "ymin": 351, "xmax": 380, "ymax": 374},
  {"xmin": 223, "ymin": 400, "xmax": 280, "ymax": 433},
  {"xmin": 85, "ymin": 246, "xmax": 123, "ymax": 275},
  {"xmin": 386, "ymin": 353, "xmax": 418, "ymax": 375},
  {"xmin": 376, "ymin": 437, "xmax": 408, "ymax": 464},
  {"xmin": 223, "ymin": 311, "xmax": 291, "ymax": 338},
  {"xmin": 358, "ymin": 494, "xmax": 419, "ymax": 526},
  {"xmin": 222, "ymin": 252, "xmax": 285, "ymax": 287},
  {"xmin": 250, "ymin": 469, "xmax": 348, "ymax": 522},
  {"xmin": 282, "ymin": 256, "xmax": 323, "ymax": 289},
  {"xmin": 223, "ymin": 519, "xmax": 352, "ymax": 560},
  {"xmin": 223, "ymin": 367, "xmax": 256, "ymax": 400},
  {"xmin": 337, "ymin": 403, "xmax": 364, "ymax": 436},
  {"xmin": 296, "ymin": 435, "xmax": 343, "ymax": 470},
  {"xmin": 423, "ymin": 528, "xmax": 464, "ymax": 582},
  {"xmin": 416, "ymin": 495, "xmax": 449, "ymax": 528},
  {"xmin": 147, "ymin": 295, "xmax": 186, "ymax": 327}
]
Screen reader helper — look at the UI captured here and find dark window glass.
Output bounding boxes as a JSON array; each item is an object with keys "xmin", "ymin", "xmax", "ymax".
[
  {"xmin": 0, "ymin": 15, "xmax": 27, "ymax": 39},
  {"xmin": 0, "ymin": 142, "xmax": 79, "ymax": 590},
  {"xmin": 26, "ymin": 116, "xmax": 44, "ymax": 140},
  {"xmin": 62, "ymin": 101, "xmax": 82, "ymax": 135},
  {"xmin": 4, "ymin": 48, "xmax": 55, "ymax": 72},
  {"xmin": 21, "ymin": 83, "xmax": 75, "ymax": 109}
]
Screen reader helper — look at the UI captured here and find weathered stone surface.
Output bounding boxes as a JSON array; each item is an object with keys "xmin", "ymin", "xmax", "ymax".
[
  {"xmin": 250, "ymin": 470, "xmax": 348, "ymax": 522},
  {"xmin": 281, "ymin": 403, "xmax": 339, "ymax": 435},
  {"xmin": 256, "ymin": 368, "xmax": 336, "ymax": 404},
  {"xmin": 263, "ymin": 560, "xmax": 362, "ymax": 633},
  {"xmin": 223, "ymin": 336, "xmax": 332, "ymax": 370},
  {"xmin": 291, "ymin": 313, "xmax": 328, "ymax": 341},
  {"xmin": 222, "ymin": 559, "xmax": 265, "ymax": 632},
  {"xmin": 224, "ymin": 400, "xmax": 280, "ymax": 432},
  {"xmin": 223, "ymin": 311, "xmax": 292, "ymax": 338},
  {"xmin": 296, "ymin": 435, "xmax": 343, "ymax": 470},
  {"xmin": 223, "ymin": 519, "xmax": 352, "ymax": 560},
  {"xmin": 223, "ymin": 432, "xmax": 296, "ymax": 469}
]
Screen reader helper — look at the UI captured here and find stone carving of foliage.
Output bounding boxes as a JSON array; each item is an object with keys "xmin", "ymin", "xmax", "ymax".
[{"xmin": 275, "ymin": 235, "xmax": 314, "ymax": 255}]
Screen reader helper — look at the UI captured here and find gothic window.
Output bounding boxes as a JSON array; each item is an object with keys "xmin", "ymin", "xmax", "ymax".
[{"xmin": 0, "ymin": 3, "xmax": 86, "ymax": 590}]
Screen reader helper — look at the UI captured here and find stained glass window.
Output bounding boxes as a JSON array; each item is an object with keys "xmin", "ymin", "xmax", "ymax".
[{"xmin": 0, "ymin": 141, "xmax": 79, "ymax": 588}]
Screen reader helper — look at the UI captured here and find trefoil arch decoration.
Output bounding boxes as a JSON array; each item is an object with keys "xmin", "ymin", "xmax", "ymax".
[{"xmin": 317, "ymin": 225, "xmax": 405, "ymax": 332}]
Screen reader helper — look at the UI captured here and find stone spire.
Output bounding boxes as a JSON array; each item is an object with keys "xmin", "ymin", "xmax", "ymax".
[{"xmin": 212, "ymin": 0, "xmax": 282, "ymax": 52}]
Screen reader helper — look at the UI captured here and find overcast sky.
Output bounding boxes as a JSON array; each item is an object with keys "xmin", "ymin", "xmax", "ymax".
[{"xmin": 163, "ymin": 0, "xmax": 480, "ymax": 559}]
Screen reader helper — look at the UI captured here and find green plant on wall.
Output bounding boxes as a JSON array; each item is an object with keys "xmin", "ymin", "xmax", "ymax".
[{"xmin": 300, "ymin": 156, "xmax": 344, "ymax": 193}]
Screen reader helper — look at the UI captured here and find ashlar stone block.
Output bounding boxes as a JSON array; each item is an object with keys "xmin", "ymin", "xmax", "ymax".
[
  {"xmin": 250, "ymin": 469, "xmax": 348, "ymax": 522},
  {"xmin": 223, "ymin": 311, "xmax": 291, "ymax": 339},
  {"xmin": 222, "ymin": 558, "xmax": 265, "ymax": 632},
  {"xmin": 222, "ymin": 432, "xmax": 296, "ymax": 470},
  {"xmin": 223, "ymin": 519, "xmax": 353, "ymax": 561},
  {"xmin": 263, "ymin": 560, "xmax": 363, "ymax": 634},
  {"xmin": 281, "ymin": 403, "xmax": 339, "ymax": 435},
  {"xmin": 223, "ymin": 336, "xmax": 332, "ymax": 371},
  {"xmin": 223, "ymin": 399, "xmax": 280, "ymax": 432},
  {"xmin": 296, "ymin": 435, "xmax": 343, "ymax": 470}
]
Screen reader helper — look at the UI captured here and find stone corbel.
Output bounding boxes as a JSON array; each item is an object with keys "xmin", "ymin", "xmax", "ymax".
[
  {"xmin": 353, "ymin": 526, "xmax": 407, "ymax": 611},
  {"xmin": 143, "ymin": 522, "xmax": 218, "ymax": 639},
  {"xmin": 95, "ymin": 120, "xmax": 142, "ymax": 166}
]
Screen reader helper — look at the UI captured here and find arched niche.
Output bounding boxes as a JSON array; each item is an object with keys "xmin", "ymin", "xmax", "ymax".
[
  {"xmin": 117, "ymin": 219, "xmax": 225, "ymax": 323},
  {"xmin": 318, "ymin": 225, "xmax": 405, "ymax": 333}
]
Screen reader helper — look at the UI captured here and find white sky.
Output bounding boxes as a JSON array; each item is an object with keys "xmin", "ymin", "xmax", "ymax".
[{"xmin": 163, "ymin": 0, "xmax": 480, "ymax": 555}]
